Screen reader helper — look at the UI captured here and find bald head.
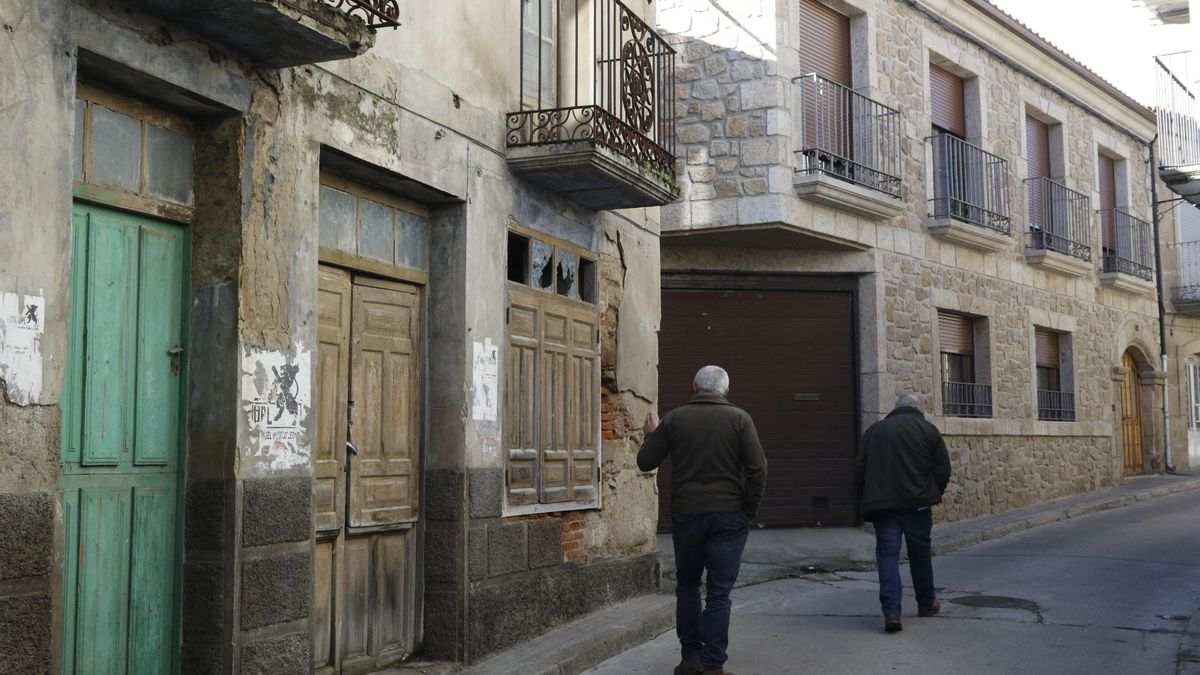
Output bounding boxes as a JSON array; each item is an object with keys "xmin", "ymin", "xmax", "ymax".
[
  {"xmin": 895, "ymin": 393, "xmax": 922, "ymax": 412},
  {"xmin": 693, "ymin": 365, "xmax": 730, "ymax": 395}
]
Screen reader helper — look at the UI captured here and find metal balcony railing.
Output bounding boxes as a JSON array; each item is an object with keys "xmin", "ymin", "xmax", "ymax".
[
  {"xmin": 1173, "ymin": 240, "xmax": 1200, "ymax": 303},
  {"xmin": 1038, "ymin": 389, "xmax": 1076, "ymax": 421},
  {"xmin": 929, "ymin": 134, "xmax": 1011, "ymax": 235},
  {"xmin": 1100, "ymin": 209, "xmax": 1154, "ymax": 281},
  {"xmin": 794, "ymin": 74, "xmax": 901, "ymax": 197},
  {"xmin": 1155, "ymin": 53, "xmax": 1200, "ymax": 171},
  {"xmin": 1026, "ymin": 177, "xmax": 1092, "ymax": 261},
  {"xmin": 323, "ymin": 0, "xmax": 400, "ymax": 28},
  {"xmin": 942, "ymin": 381, "xmax": 992, "ymax": 418},
  {"xmin": 506, "ymin": 0, "xmax": 676, "ymax": 176}
]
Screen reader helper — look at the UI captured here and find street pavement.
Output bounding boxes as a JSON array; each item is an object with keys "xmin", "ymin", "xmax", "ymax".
[{"xmin": 586, "ymin": 488, "xmax": 1200, "ymax": 675}]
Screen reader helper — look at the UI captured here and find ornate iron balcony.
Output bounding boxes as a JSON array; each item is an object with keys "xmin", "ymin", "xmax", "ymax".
[
  {"xmin": 323, "ymin": 0, "xmax": 400, "ymax": 29},
  {"xmin": 1100, "ymin": 209, "xmax": 1154, "ymax": 281},
  {"xmin": 1025, "ymin": 177, "xmax": 1092, "ymax": 261},
  {"xmin": 929, "ymin": 134, "xmax": 1011, "ymax": 235}
]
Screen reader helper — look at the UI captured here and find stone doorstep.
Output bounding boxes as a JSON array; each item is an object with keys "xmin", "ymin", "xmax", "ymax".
[
  {"xmin": 1179, "ymin": 610, "xmax": 1200, "ymax": 675},
  {"xmin": 456, "ymin": 593, "xmax": 675, "ymax": 675}
]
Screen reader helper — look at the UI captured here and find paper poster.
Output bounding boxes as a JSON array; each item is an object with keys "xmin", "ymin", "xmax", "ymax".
[
  {"xmin": 472, "ymin": 338, "xmax": 499, "ymax": 422},
  {"xmin": 241, "ymin": 343, "xmax": 312, "ymax": 472},
  {"xmin": 0, "ymin": 292, "xmax": 45, "ymax": 405}
]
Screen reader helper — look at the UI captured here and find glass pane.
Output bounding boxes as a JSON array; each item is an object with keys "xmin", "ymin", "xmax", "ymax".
[
  {"xmin": 540, "ymin": 41, "xmax": 554, "ymax": 104},
  {"xmin": 319, "ymin": 185, "xmax": 356, "ymax": 253},
  {"xmin": 89, "ymin": 105, "xmax": 141, "ymax": 193},
  {"xmin": 73, "ymin": 100, "xmax": 85, "ymax": 182},
  {"xmin": 358, "ymin": 198, "xmax": 394, "ymax": 263},
  {"xmin": 395, "ymin": 209, "xmax": 430, "ymax": 271},
  {"xmin": 532, "ymin": 240, "xmax": 554, "ymax": 291},
  {"xmin": 556, "ymin": 250, "xmax": 577, "ymax": 298},
  {"xmin": 540, "ymin": 0, "xmax": 554, "ymax": 38},
  {"xmin": 522, "ymin": 32, "xmax": 539, "ymax": 105},
  {"xmin": 146, "ymin": 124, "xmax": 194, "ymax": 205}
]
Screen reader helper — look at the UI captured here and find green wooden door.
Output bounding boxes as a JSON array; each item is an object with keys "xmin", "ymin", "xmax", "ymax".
[{"xmin": 60, "ymin": 203, "xmax": 188, "ymax": 675}]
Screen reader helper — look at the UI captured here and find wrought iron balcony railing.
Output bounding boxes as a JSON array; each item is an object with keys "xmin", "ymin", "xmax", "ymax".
[
  {"xmin": 323, "ymin": 0, "xmax": 400, "ymax": 28},
  {"xmin": 1025, "ymin": 177, "xmax": 1092, "ymax": 261},
  {"xmin": 1172, "ymin": 240, "xmax": 1200, "ymax": 303},
  {"xmin": 794, "ymin": 74, "xmax": 902, "ymax": 197},
  {"xmin": 1155, "ymin": 53, "xmax": 1200, "ymax": 171},
  {"xmin": 942, "ymin": 381, "xmax": 992, "ymax": 418},
  {"xmin": 1038, "ymin": 389, "xmax": 1076, "ymax": 422},
  {"xmin": 506, "ymin": 0, "xmax": 676, "ymax": 176},
  {"xmin": 929, "ymin": 134, "xmax": 1011, "ymax": 235},
  {"xmin": 1100, "ymin": 209, "xmax": 1154, "ymax": 281}
]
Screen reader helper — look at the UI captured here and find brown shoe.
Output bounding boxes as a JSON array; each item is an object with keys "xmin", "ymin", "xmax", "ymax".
[
  {"xmin": 884, "ymin": 614, "xmax": 903, "ymax": 633},
  {"xmin": 918, "ymin": 600, "xmax": 941, "ymax": 617},
  {"xmin": 674, "ymin": 660, "xmax": 703, "ymax": 675}
]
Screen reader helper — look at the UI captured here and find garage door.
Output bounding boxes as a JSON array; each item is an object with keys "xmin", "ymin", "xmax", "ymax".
[{"xmin": 657, "ymin": 288, "xmax": 858, "ymax": 527}]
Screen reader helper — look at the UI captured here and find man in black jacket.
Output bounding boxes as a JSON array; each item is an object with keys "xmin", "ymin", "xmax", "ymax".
[
  {"xmin": 638, "ymin": 365, "xmax": 767, "ymax": 675},
  {"xmin": 855, "ymin": 393, "xmax": 952, "ymax": 634}
]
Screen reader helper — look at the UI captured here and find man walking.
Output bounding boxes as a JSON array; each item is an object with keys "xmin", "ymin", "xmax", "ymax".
[
  {"xmin": 855, "ymin": 393, "xmax": 953, "ymax": 633},
  {"xmin": 638, "ymin": 365, "xmax": 767, "ymax": 675}
]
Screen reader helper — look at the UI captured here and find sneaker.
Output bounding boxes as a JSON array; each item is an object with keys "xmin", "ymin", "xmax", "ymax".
[
  {"xmin": 918, "ymin": 600, "xmax": 941, "ymax": 617},
  {"xmin": 884, "ymin": 614, "xmax": 903, "ymax": 633},
  {"xmin": 674, "ymin": 660, "xmax": 704, "ymax": 675}
]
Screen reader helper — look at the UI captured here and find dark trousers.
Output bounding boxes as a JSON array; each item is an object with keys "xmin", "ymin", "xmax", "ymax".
[
  {"xmin": 671, "ymin": 511, "xmax": 750, "ymax": 669},
  {"xmin": 873, "ymin": 507, "xmax": 936, "ymax": 616}
]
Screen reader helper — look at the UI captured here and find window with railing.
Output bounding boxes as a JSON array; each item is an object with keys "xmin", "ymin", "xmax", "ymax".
[
  {"xmin": 938, "ymin": 311, "xmax": 991, "ymax": 418},
  {"xmin": 929, "ymin": 134, "xmax": 1010, "ymax": 234},
  {"xmin": 1035, "ymin": 327, "xmax": 1075, "ymax": 421},
  {"xmin": 1155, "ymin": 52, "xmax": 1200, "ymax": 171},
  {"xmin": 1026, "ymin": 177, "xmax": 1091, "ymax": 261},
  {"xmin": 794, "ymin": 74, "xmax": 901, "ymax": 197},
  {"xmin": 507, "ymin": 0, "xmax": 677, "ymax": 176},
  {"xmin": 1100, "ymin": 209, "xmax": 1154, "ymax": 281},
  {"xmin": 1174, "ymin": 240, "xmax": 1200, "ymax": 303}
]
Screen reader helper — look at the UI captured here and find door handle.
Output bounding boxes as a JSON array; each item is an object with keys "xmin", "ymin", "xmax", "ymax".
[
  {"xmin": 168, "ymin": 345, "xmax": 184, "ymax": 375},
  {"xmin": 346, "ymin": 441, "xmax": 359, "ymax": 456}
]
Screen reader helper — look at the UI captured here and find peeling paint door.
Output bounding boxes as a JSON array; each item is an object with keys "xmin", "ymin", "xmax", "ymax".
[
  {"xmin": 314, "ymin": 266, "xmax": 421, "ymax": 674},
  {"xmin": 60, "ymin": 204, "xmax": 188, "ymax": 674}
]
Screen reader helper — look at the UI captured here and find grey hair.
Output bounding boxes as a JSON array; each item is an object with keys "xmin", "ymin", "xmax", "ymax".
[
  {"xmin": 694, "ymin": 365, "xmax": 730, "ymax": 394},
  {"xmin": 895, "ymin": 393, "xmax": 923, "ymax": 412}
]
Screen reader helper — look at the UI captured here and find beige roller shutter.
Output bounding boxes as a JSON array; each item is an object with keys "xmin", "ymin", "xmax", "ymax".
[
  {"xmin": 938, "ymin": 312, "xmax": 974, "ymax": 355},
  {"xmin": 1026, "ymin": 116, "xmax": 1050, "ymax": 179},
  {"xmin": 930, "ymin": 64, "xmax": 966, "ymax": 137},
  {"xmin": 798, "ymin": 0, "xmax": 852, "ymax": 85},
  {"xmin": 1035, "ymin": 327, "xmax": 1060, "ymax": 368}
]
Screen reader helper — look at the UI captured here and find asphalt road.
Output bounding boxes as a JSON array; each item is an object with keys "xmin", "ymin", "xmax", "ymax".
[{"xmin": 587, "ymin": 488, "xmax": 1200, "ymax": 675}]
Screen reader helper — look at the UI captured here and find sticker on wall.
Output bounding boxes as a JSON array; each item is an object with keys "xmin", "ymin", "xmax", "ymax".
[
  {"xmin": 0, "ymin": 292, "xmax": 45, "ymax": 405},
  {"xmin": 241, "ymin": 343, "xmax": 312, "ymax": 472},
  {"xmin": 472, "ymin": 338, "xmax": 499, "ymax": 422}
]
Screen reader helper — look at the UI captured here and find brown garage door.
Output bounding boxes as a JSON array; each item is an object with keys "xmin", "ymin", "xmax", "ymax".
[{"xmin": 657, "ymin": 288, "xmax": 858, "ymax": 528}]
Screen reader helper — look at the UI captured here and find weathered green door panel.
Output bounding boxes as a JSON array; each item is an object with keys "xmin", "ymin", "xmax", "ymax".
[{"xmin": 62, "ymin": 203, "xmax": 188, "ymax": 675}]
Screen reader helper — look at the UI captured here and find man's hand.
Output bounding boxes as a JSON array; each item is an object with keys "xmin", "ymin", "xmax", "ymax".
[{"xmin": 643, "ymin": 411, "xmax": 660, "ymax": 435}]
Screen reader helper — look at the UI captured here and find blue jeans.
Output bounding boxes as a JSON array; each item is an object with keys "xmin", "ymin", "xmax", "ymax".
[
  {"xmin": 672, "ymin": 511, "xmax": 750, "ymax": 669},
  {"xmin": 873, "ymin": 507, "xmax": 936, "ymax": 616}
]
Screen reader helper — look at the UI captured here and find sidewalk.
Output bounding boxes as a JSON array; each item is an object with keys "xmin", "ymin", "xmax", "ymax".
[{"xmin": 439, "ymin": 473, "xmax": 1200, "ymax": 675}]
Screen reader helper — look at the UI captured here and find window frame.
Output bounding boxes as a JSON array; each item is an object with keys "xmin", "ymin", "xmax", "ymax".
[
  {"xmin": 520, "ymin": 0, "xmax": 558, "ymax": 110},
  {"xmin": 1187, "ymin": 360, "xmax": 1200, "ymax": 430},
  {"xmin": 317, "ymin": 172, "xmax": 431, "ymax": 286}
]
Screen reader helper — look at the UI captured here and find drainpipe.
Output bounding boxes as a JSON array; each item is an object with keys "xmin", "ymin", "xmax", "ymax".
[{"xmin": 1149, "ymin": 135, "xmax": 1177, "ymax": 473}]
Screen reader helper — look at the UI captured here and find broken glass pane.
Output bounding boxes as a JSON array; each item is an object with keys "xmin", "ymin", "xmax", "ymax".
[
  {"xmin": 533, "ymin": 240, "xmax": 554, "ymax": 291},
  {"xmin": 73, "ymin": 100, "xmax": 84, "ymax": 182},
  {"xmin": 395, "ymin": 209, "xmax": 429, "ymax": 271},
  {"xmin": 556, "ymin": 250, "xmax": 578, "ymax": 298},
  {"xmin": 319, "ymin": 185, "xmax": 356, "ymax": 253},
  {"xmin": 147, "ymin": 124, "xmax": 194, "ymax": 205},
  {"xmin": 359, "ymin": 198, "xmax": 394, "ymax": 263},
  {"xmin": 89, "ymin": 105, "xmax": 141, "ymax": 193}
]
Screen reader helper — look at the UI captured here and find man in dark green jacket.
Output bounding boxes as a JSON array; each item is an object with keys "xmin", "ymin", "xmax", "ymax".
[
  {"xmin": 855, "ymin": 393, "xmax": 952, "ymax": 634},
  {"xmin": 638, "ymin": 365, "xmax": 767, "ymax": 675}
]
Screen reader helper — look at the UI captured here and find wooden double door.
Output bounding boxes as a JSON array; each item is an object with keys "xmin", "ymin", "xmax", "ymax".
[{"xmin": 314, "ymin": 266, "xmax": 423, "ymax": 673}]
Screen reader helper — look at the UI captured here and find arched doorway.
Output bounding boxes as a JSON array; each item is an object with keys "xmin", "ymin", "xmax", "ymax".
[{"xmin": 1119, "ymin": 350, "xmax": 1146, "ymax": 475}]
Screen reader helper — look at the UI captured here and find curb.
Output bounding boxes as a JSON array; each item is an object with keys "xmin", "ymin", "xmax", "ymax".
[{"xmin": 1179, "ymin": 609, "xmax": 1200, "ymax": 675}]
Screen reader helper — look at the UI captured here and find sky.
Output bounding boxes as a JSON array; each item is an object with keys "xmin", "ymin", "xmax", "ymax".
[{"xmin": 986, "ymin": 0, "xmax": 1195, "ymax": 106}]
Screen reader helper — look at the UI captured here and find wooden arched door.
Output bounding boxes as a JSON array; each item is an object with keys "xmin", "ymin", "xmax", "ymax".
[{"xmin": 1120, "ymin": 351, "xmax": 1145, "ymax": 476}]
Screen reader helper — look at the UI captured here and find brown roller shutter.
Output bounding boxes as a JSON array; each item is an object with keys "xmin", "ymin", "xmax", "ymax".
[
  {"xmin": 938, "ymin": 312, "xmax": 974, "ymax": 355},
  {"xmin": 798, "ymin": 0, "xmax": 852, "ymax": 85},
  {"xmin": 1035, "ymin": 328, "xmax": 1060, "ymax": 368},
  {"xmin": 1098, "ymin": 153, "xmax": 1117, "ymax": 250},
  {"xmin": 930, "ymin": 64, "xmax": 966, "ymax": 137},
  {"xmin": 1026, "ymin": 116, "xmax": 1050, "ymax": 179}
]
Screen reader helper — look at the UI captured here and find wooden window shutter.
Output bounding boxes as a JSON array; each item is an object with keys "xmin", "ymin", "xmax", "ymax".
[
  {"xmin": 930, "ymin": 64, "xmax": 966, "ymax": 137},
  {"xmin": 938, "ymin": 312, "xmax": 974, "ymax": 355},
  {"xmin": 1035, "ymin": 328, "xmax": 1060, "ymax": 368},
  {"xmin": 1026, "ymin": 116, "xmax": 1050, "ymax": 179},
  {"xmin": 798, "ymin": 0, "xmax": 852, "ymax": 85}
]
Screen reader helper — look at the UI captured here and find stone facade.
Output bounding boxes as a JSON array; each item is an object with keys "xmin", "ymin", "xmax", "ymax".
[{"xmin": 657, "ymin": 0, "xmax": 1171, "ymax": 523}]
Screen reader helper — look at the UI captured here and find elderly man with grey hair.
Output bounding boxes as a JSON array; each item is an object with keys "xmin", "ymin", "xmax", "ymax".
[
  {"xmin": 855, "ymin": 393, "xmax": 952, "ymax": 634},
  {"xmin": 638, "ymin": 365, "xmax": 767, "ymax": 675}
]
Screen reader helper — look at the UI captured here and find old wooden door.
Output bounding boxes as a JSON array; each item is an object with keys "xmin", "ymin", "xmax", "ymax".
[
  {"xmin": 1120, "ymin": 351, "xmax": 1146, "ymax": 476},
  {"xmin": 314, "ymin": 266, "xmax": 422, "ymax": 674},
  {"xmin": 60, "ymin": 204, "xmax": 188, "ymax": 674}
]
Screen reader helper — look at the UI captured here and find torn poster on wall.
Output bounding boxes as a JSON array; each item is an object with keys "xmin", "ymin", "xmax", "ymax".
[
  {"xmin": 472, "ymin": 338, "xmax": 498, "ymax": 422},
  {"xmin": 241, "ymin": 343, "xmax": 312, "ymax": 472},
  {"xmin": 0, "ymin": 292, "xmax": 45, "ymax": 405}
]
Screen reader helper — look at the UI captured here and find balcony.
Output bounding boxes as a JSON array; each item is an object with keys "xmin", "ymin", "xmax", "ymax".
[
  {"xmin": 506, "ymin": 0, "xmax": 678, "ymax": 211},
  {"xmin": 1037, "ymin": 389, "xmax": 1076, "ymax": 422},
  {"xmin": 1154, "ymin": 53, "xmax": 1200, "ymax": 207},
  {"xmin": 1172, "ymin": 240, "xmax": 1200, "ymax": 312},
  {"xmin": 1024, "ymin": 177, "xmax": 1093, "ymax": 277},
  {"xmin": 926, "ymin": 134, "xmax": 1011, "ymax": 252},
  {"xmin": 1100, "ymin": 209, "xmax": 1155, "ymax": 293},
  {"xmin": 123, "ymin": 0, "xmax": 395, "ymax": 67},
  {"xmin": 793, "ymin": 74, "xmax": 903, "ymax": 220},
  {"xmin": 942, "ymin": 381, "xmax": 992, "ymax": 419}
]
